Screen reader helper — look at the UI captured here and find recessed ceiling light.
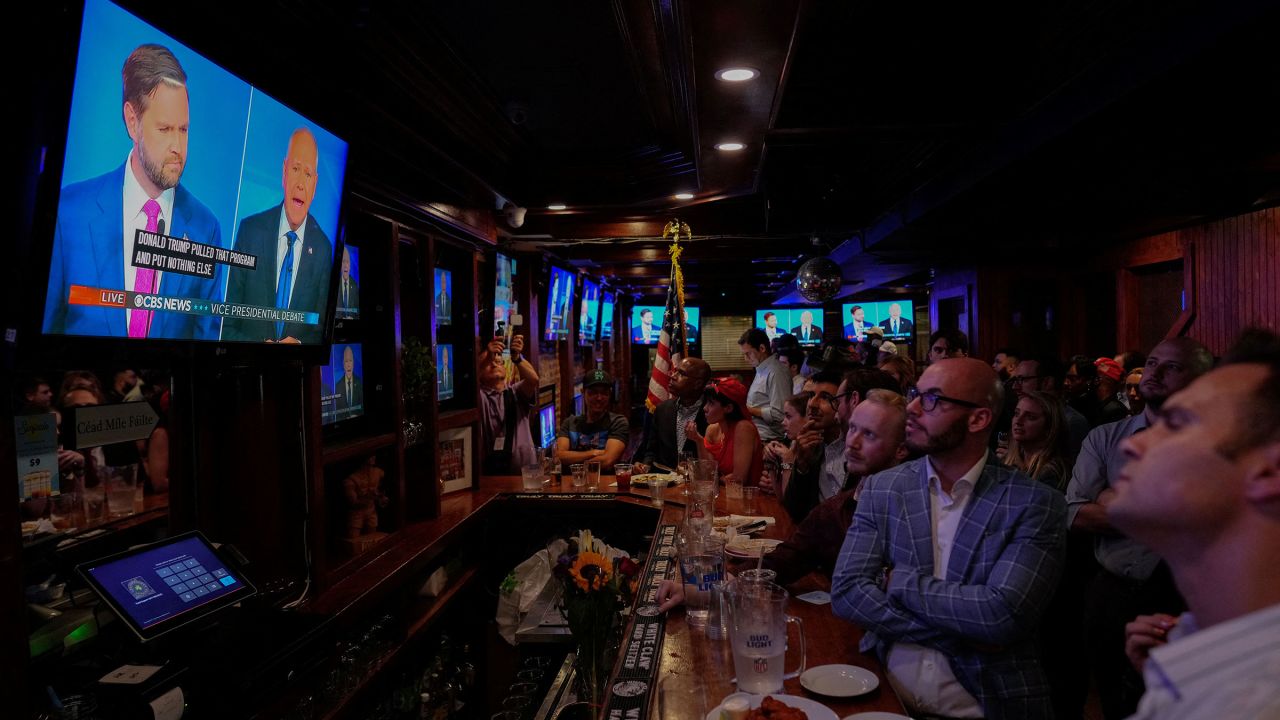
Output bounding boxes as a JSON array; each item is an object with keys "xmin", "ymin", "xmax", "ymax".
[
  {"xmin": 715, "ymin": 67, "xmax": 759, "ymax": 82},
  {"xmin": 547, "ymin": 204, "xmax": 567, "ymax": 210},
  {"xmin": 715, "ymin": 142, "xmax": 745, "ymax": 152},
  {"xmin": 674, "ymin": 192, "xmax": 694, "ymax": 200}
]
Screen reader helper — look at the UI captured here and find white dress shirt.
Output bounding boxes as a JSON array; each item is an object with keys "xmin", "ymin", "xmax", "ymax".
[
  {"xmin": 885, "ymin": 454, "xmax": 987, "ymax": 719},
  {"xmin": 275, "ymin": 208, "xmax": 307, "ymax": 307},
  {"xmin": 121, "ymin": 151, "xmax": 173, "ymax": 329},
  {"xmin": 1130, "ymin": 603, "xmax": 1280, "ymax": 720}
]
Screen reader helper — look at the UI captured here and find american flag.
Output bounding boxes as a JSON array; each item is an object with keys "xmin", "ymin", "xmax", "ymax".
[{"xmin": 645, "ymin": 244, "xmax": 686, "ymax": 411}]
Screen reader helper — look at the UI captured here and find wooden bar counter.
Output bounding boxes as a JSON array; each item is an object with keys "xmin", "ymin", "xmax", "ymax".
[{"xmin": 475, "ymin": 475, "xmax": 906, "ymax": 719}]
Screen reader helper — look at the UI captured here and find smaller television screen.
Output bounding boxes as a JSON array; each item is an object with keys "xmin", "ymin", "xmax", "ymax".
[
  {"xmin": 437, "ymin": 344, "xmax": 454, "ymax": 401},
  {"xmin": 684, "ymin": 306, "xmax": 701, "ymax": 344},
  {"xmin": 322, "ymin": 343, "xmax": 364, "ymax": 425},
  {"xmin": 544, "ymin": 266, "xmax": 575, "ymax": 341},
  {"xmin": 573, "ymin": 382, "xmax": 584, "ymax": 416},
  {"xmin": 840, "ymin": 300, "xmax": 915, "ymax": 341},
  {"xmin": 755, "ymin": 307, "xmax": 823, "ymax": 345},
  {"xmin": 494, "ymin": 253, "xmax": 516, "ymax": 336},
  {"xmin": 579, "ymin": 278, "xmax": 601, "ymax": 343},
  {"xmin": 599, "ymin": 292, "xmax": 615, "ymax": 340},
  {"xmin": 630, "ymin": 305, "xmax": 662, "ymax": 345},
  {"xmin": 538, "ymin": 404, "xmax": 557, "ymax": 448},
  {"xmin": 334, "ymin": 245, "xmax": 360, "ymax": 320},
  {"xmin": 435, "ymin": 268, "xmax": 452, "ymax": 326}
]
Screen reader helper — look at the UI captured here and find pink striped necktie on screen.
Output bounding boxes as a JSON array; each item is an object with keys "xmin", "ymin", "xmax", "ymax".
[{"xmin": 128, "ymin": 199, "xmax": 162, "ymax": 338}]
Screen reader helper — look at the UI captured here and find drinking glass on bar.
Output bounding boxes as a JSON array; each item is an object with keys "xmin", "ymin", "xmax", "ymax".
[
  {"xmin": 520, "ymin": 463, "xmax": 544, "ymax": 491},
  {"xmin": 585, "ymin": 459, "xmax": 602, "ymax": 489},
  {"xmin": 649, "ymin": 478, "xmax": 666, "ymax": 507},
  {"xmin": 570, "ymin": 463, "xmax": 586, "ymax": 488},
  {"xmin": 614, "ymin": 463, "xmax": 633, "ymax": 492},
  {"xmin": 679, "ymin": 534, "xmax": 725, "ymax": 630},
  {"xmin": 102, "ymin": 464, "xmax": 139, "ymax": 518},
  {"xmin": 741, "ymin": 486, "xmax": 758, "ymax": 514}
]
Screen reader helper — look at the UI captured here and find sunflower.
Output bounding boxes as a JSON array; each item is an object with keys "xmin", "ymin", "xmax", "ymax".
[{"xmin": 569, "ymin": 551, "xmax": 613, "ymax": 592}]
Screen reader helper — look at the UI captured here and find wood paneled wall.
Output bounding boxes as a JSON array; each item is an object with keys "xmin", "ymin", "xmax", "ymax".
[{"xmin": 1184, "ymin": 208, "xmax": 1280, "ymax": 354}]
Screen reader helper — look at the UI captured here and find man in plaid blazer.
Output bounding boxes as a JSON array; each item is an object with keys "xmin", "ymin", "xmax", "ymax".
[{"xmin": 833, "ymin": 358, "xmax": 1066, "ymax": 719}]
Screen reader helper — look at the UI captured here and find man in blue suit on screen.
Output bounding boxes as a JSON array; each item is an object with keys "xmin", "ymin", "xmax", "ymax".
[
  {"xmin": 222, "ymin": 128, "xmax": 332, "ymax": 343},
  {"xmin": 833, "ymin": 358, "xmax": 1065, "ymax": 719},
  {"xmin": 43, "ymin": 44, "xmax": 223, "ymax": 340}
]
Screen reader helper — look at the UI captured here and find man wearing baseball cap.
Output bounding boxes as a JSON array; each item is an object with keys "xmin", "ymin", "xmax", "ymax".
[
  {"xmin": 555, "ymin": 368, "xmax": 630, "ymax": 469},
  {"xmin": 1095, "ymin": 357, "xmax": 1130, "ymax": 425}
]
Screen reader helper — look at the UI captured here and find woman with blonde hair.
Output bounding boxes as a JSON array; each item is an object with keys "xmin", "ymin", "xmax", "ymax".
[{"xmin": 1003, "ymin": 390, "xmax": 1072, "ymax": 491}]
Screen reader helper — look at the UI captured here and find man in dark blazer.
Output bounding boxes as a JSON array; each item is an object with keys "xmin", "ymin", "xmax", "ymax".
[
  {"xmin": 878, "ymin": 302, "xmax": 914, "ymax": 337},
  {"xmin": 790, "ymin": 310, "xmax": 822, "ymax": 343},
  {"xmin": 636, "ymin": 357, "xmax": 710, "ymax": 471},
  {"xmin": 337, "ymin": 246, "xmax": 359, "ymax": 316},
  {"xmin": 333, "ymin": 345, "xmax": 363, "ymax": 412},
  {"xmin": 833, "ymin": 358, "xmax": 1065, "ymax": 719},
  {"xmin": 44, "ymin": 44, "xmax": 222, "ymax": 340},
  {"xmin": 222, "ymin": 128, "xmax": 332, "ymax": 343}
]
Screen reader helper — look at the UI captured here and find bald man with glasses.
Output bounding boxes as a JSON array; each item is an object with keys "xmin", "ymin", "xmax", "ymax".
[{"xmin": 833, "ymin": 358, "xmax": 1066, "ymax": 720}]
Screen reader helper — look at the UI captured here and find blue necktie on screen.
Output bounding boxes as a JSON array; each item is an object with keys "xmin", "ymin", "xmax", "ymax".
[{"xmin": 275, "ymin": 231, "xmax": 298, "ymax": 340}]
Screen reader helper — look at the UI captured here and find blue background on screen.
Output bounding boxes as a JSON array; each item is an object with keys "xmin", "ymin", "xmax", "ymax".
[
  {"xmin": 335, "ymin": 245, "xmax": 360, "ymax": 318},
  {"xmin": 320, "ymin": 364, "xmax": 336, "ymax": 424},
  {"xmin": 85, "ymin": 535, "xmax": 244, "ymax": 631},
  {"xmin": 539, "ymin": 405, "xmax": 557, "ymax": 448},
  {"xmin": 755, "ymin": 307, "xmax": 823, "ymax": 344},
  {"xmin": 630, "ymin": 305, "xmax": 663, "ymax": 344},
  {"xmin": 579, "ymin": 278, "xmax": 600, "ymax": 342},
  {"xmin": 329, "ymin": 343, "xmax": 364, "ymax": 421},
  {"xmin": 62, "ymin": 0, "xmax": 347, "ymax": 252},
  {"xmin": 840, "ymin": 300, "xmax": 916, "ymax": 340},
  {"xmin": 545, "ymin": 266, "xmax": 575, "ymax": 340},
  {"xmin": 600, "ymin": 292, "xmax": 615, "ymax": 339},
  {"xmin": 436, "ymin": 344, "xmax": 455, "ymax": 401}
]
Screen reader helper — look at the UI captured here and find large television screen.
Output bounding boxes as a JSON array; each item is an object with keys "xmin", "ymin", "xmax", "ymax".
[
  {"xmin": 578, "ymin": 278, "xmax": 600, "ymax": 344},
  {"xmin": 494, "ymin": 253, "xmax": 516, "ymax": 337},
  {"xmin": 630, "ymin": 305, "xmax": 701, "ymax": 345},
  {"xmin": 599, "ymin": 291, "xmax": 615, "ymax": 340},
  {"xmin": 434, "ymin": 268, "xmax": 452, "ymax": 326},
  {"xmin": 755, "ymin": 307, "xmax": 823, "ymax": 346},
  {"xmin": 840, "ymin": 300, "xmax": 915, "ymax": 341},
  {"xmin": 43, "ymin": 0, "xmax": 347, "ymax": 345},
  {"xmin": 334, "ymin": 245, "xmax": 360, "ymax": 321},
  {"xmin": 544, "ymin": 266, "xmax": 574, "ymax": 341},
  {"xmin": 322, "ymin": 343, "xmax": 364, "ymax": 425}
]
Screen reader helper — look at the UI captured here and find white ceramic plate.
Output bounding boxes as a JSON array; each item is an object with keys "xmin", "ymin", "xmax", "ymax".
[
  {"xmin": 799, "ymin": 664, "xmax": 879, "ymax": 698},
  {"xmin": 841, "ymin": 713, "xmax": 910, "ymax": 720},
  {"xmin": 705, "ymin": 693, "xmax": 838, "ymax": 720},
  {"xmin": 629, "ymin": 473, "xmax": 684, "ymax": 487},
  {"xmin": 724, "ymin": 538, "xmax": 783, "ymax": 558}
]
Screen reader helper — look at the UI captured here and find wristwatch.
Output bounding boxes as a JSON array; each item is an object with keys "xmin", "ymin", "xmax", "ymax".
[{"xmin": 780, "ymin": 462, "xmax": 794, "ymax": 470}]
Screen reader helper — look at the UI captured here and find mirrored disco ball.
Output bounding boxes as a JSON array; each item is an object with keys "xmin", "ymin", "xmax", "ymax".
[{"xmin": 795, "ymin": 257, "xmax": 842, "ymax": 302}]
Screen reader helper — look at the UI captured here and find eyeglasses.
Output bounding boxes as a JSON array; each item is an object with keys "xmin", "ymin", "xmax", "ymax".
[
  {"xmin": 1009, "ymin": 375, "xmax": 1045, "ymax": 385},
  {"xmin": 907, "ymin": 387, "xmax": 982, "ymax": 412}
]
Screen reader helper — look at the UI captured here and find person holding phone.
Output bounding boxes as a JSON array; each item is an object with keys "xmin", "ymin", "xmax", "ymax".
[{"xmin": 479, "ymin": 334, "xmax": 539, "ymax": 475}]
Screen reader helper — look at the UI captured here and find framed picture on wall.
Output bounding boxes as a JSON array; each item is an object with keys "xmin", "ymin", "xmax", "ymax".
[{"xmin": 437, "ymin": 426, "xmax": 472, "ymax": 494}]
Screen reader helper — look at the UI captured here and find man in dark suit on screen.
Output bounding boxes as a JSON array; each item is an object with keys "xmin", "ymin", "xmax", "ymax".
[
  {"xmin": 790, "ymin": 310, "xmax": 822, "ymax": 343},
  {"xmin": 333, "ymin": 345, "xmax": 363, "ymax": 412},
  {"xmin": 337, "ymin": 246, "xmax": 359, "ymax": 315},
  {"xmin": 44, "ymin": 44, "xmax": 223, "ymax": 340},
  {"xmin": 879, "ymin": 302, "xmax": 914, "ymax": 338},
  {"xmin": 222, "ymin": 128, "xmax": 332, "ymax": 343}
]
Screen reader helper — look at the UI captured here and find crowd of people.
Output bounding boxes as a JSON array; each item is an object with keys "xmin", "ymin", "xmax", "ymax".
[
  {"xmin": 17, "ymin": 368, "xmax": 172, "ymax": 514},
  {"xmin": 523, "ymin": 323, "xmax": 1274, "ymax": 720}
]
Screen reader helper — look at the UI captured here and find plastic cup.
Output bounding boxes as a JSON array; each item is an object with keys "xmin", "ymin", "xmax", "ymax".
[
  {"xmin": 742, "ymin": 486, "xmax": 758, "ymax": 514},
  {"xmin": 82, "ymin": 484, "xmax": 105, "ymax": 523},
  {"xmin": 103, "ymin": 464, "xmax": 139, "ymax": 518},
  {"xmin": 521, "ymin": 463, "xmax": 544, "ymax": 491},
  {"xmin": 614, "ymin": 463, "xmax": 632, "ymax": 492},
  {"xmin": 570, "ymin": 464, "xmax": 586, "ymax": 488},
  {"xmin": 649, "ymin": 478, "xmax": 666, "ymax": 506}
]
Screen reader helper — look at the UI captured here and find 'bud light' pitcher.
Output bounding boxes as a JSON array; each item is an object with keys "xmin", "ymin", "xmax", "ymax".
[{"xmin": 725, "ymin": 581, "xmax": 806, "ymax": 695}]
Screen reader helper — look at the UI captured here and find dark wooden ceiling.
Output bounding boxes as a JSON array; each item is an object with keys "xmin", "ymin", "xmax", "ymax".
[{"xmin": 30, "ymin": 0, "xmax": 1280, "ymax": 304}]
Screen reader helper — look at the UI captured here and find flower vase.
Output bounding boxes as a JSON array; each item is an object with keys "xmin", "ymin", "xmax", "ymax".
[{"xmin": 565, "ymin": 593, "xmax": 618, "ymax": 713}]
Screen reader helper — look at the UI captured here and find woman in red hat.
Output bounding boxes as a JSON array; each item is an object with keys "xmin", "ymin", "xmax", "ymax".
[{"xmin": 684, "ymin": 378, "xmax": 763, "ymax": 486}]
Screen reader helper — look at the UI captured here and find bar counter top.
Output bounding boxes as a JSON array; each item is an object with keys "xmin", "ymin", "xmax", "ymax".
[{"xmin": 474, "ymin": 475, "xmax": 906, "ymax": 719}]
